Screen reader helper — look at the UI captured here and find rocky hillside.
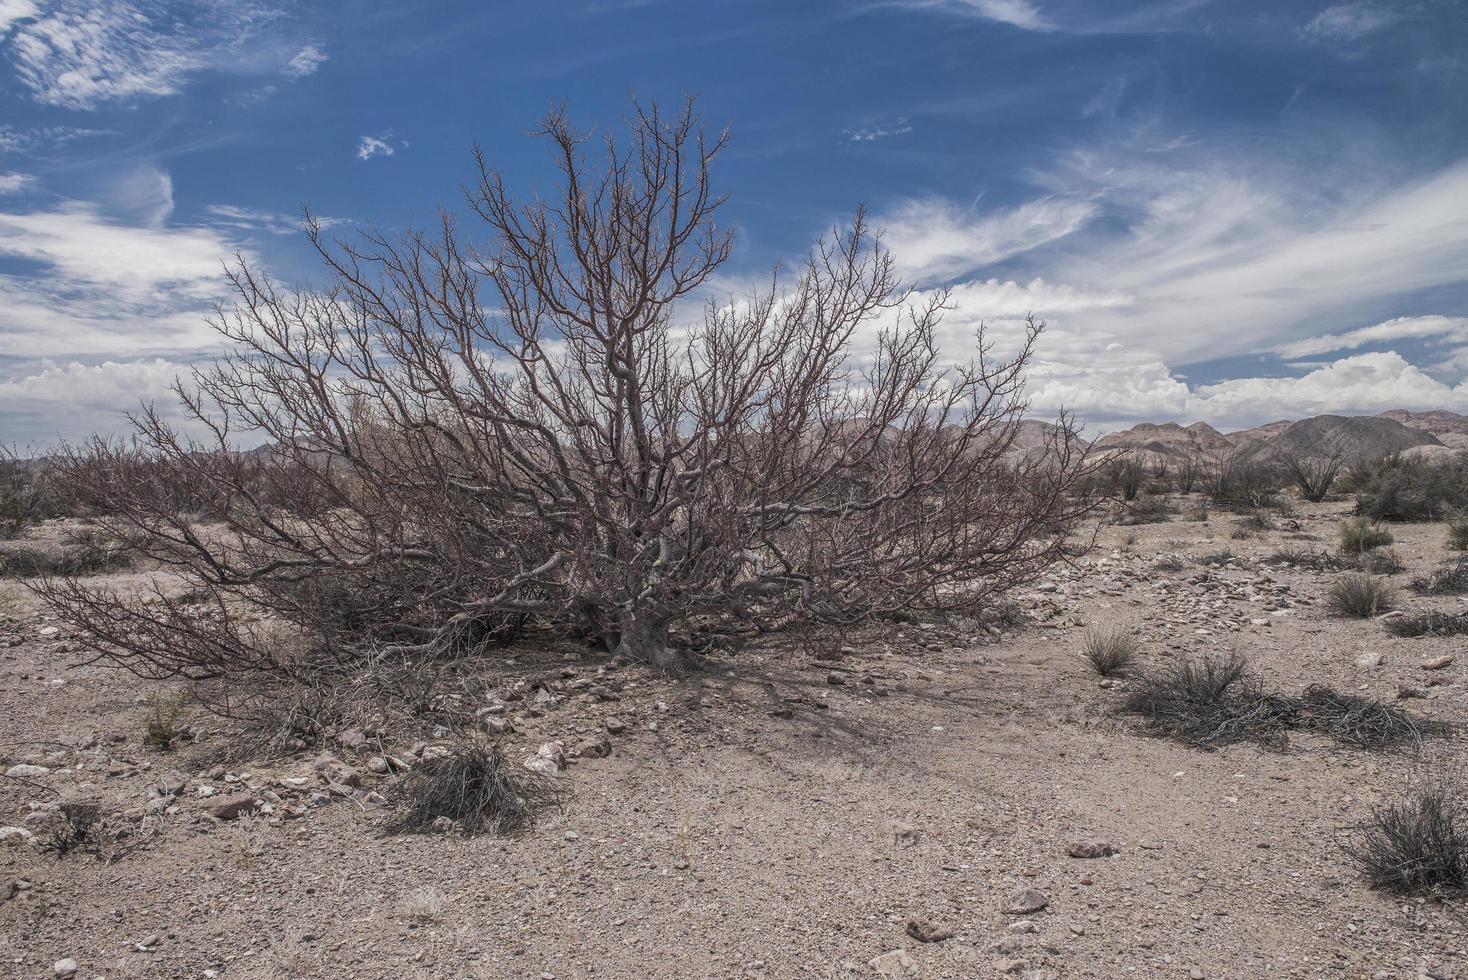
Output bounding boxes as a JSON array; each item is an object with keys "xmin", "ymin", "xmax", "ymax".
[{"xmin": 1094, "ymin": 412, "xmax": 1453, "ymax": 462}]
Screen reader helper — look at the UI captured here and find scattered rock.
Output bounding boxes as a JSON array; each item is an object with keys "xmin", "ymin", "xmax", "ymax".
[
  {"xmin": 5, "ymin": 763, "xmax": 49, "ymax": 779},
  {"xmin": 1007, "ymin": 919, "xmax": 1039, "ymax": 934},
  {"xmin": 991, "ymin": 958, "xmax": 1028, "ymax": 975},
  {"xmin": 1421, "ymin": 655, "xmax": 1455, "ymax": 671},
  {"xmin": 885, "ymin": 820, "xmax": 920, "ymax": 847},
  {"xmin": 1004, "ymin": 888, "xmax": 1049, "ymax": 915},
  {"xmin": 53, "ymin": 960, "xmax": 78, "ymax": 979},
  {"xmin": 904, "ymin": 916, "xmax": 954, "ymax": 943},
  {"xmin": 1067, "ymin": 839, "xmax": 1119, "ymax": 859},
  {"xmin": 576, "ymin": 737, "xmax": 611, "ymax": 759},
  {"xmin": 313, "ymin": 754, "xmax": 361, "ymax": 787},
  {"xmin": 1354, "ymin": 652, "xmax": 1383, "ymax": 668},
  {"xmin": 482, "ymin": 716, "xmax": 514, "ymax": 736},
  {"xmin": 604, "ymin": 716, "xmax": 626, "ymax": 735},
  {"xmin": 869, "ymin": 949, "xmax": 921, "ymax": 976},
  {"xmin": 154, "ymin": 769, "xmax": 190, "ymax": 797},
  {"xmin": 0, "ymin": 826, "xmax": 35, "ymax": 847},
  {"xmin": 206, "ymin": 793, "xmax": 261, "ymax": 821}
]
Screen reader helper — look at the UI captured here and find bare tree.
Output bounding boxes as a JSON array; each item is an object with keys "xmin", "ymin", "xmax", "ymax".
[{"xmin": 35, "ymin": 99, "xmax": 1098, "ymax": 680}]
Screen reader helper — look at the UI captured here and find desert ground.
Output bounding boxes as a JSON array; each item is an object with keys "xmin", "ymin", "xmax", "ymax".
[{"xmin": 1, "ymin": 499, "xmax": 1465, "ymax": 980}]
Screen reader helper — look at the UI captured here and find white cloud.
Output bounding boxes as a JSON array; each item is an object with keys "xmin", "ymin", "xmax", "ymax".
[
  {"xmin": 0, "ymin": 359, "xmax": 194, "ymax": 444},
  {"xmin": 904, "ymin": 0, "xmax": 1052, "ymax": 31},
  {"xmin": 6, "ymin": 0, "xmax": 284, "ymax": 109},
  {"xmin": 1302, "ymin": 3, "xmax": 1397, "ymax": 45},
  {"xmin": 0, "ymin": 0, "xmax": 37, "ymax": 35},
  {"xmin": 285, "ymin": 43, "xmax": 325, "ymax": 77},
  {"xmin": 0, "ymin": 201, "xmax": 247, "ymax": 372},
  {"xmin": 204, "ymin": 203, "xmax": 348, "ymax": 236},
  {"xmin": 0, "ymin": 171, "xmax": 33, "ymax": 194},
  {"xmin": 845, "ymin": 117, "xmax": 913, "ymax": 142},
  {"xmin": 356, "ymin": 134, "xmax": 397, "ymax": 161},
  {"xmin": 1275, "ymin": 315, "xmax": 1468, "ymax": 359},
  {"xmin": 879, "ymin": 196, "xmax": 1096, "ymax": 282}
]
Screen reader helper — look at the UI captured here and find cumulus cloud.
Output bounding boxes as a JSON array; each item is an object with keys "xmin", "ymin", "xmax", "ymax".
[
  {"xmin": 879, "ymin": 196, "xmax": 1096, "ymax": 283},
  {"xmin": 0, "ymin": 359, "xmax": 196, "ymax": 444},
  {"xmin": 0, "ymin": 171, "xmax": 33, "ymax": 194}
]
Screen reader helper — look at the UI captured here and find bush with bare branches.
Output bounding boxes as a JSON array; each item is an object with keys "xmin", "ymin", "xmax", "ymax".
[
  {"xmin": 1280, "ymin": 447, "xmax": 1344, "ymax": 502},
  {"xmin": 32, "ymin": 100, "xmax": 1098, "ymax": 688}
]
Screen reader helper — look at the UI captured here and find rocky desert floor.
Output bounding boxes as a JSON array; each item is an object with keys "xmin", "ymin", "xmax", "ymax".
[{"xmin": 1, "ymin": 499, "xmax": 1466, "ymax": 980}]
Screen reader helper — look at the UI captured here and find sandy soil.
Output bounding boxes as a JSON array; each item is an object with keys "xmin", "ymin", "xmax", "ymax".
[{"xmin": 1, "ymin": 500, "xmax": 1465, "ymax": 980}]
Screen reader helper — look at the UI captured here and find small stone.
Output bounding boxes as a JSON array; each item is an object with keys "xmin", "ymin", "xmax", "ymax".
[
  {"xmin": 367, "ymin": 756, "xmax": 391, "ymax": 774},
  {"xmin": 826, "ymin": 671, "xmax": 845, "ymax": 686},
  {"xmin": 576, "ymin": 737, "xmax": 611, "ymax": 759},
  {"xmin": 869, "ymin": 949, "xmax": 920, "ymax": 977},
  {"xmin": 992, "ymin": 958, "xmax": 1028, "ymax": 975},
  {"xmin": 904, "ymin": 916, "xmax": 954, "ymax": 943},
  {"xmin": 5, "ymin": 763, "xmax": 49, "ymax": 779},
  {"xmin": 206, "ymin": 793, "xmax": 261, "ymax": 821},
  {"xmin": 481, "ymin": 716, "xmax": 514, "ymax": 736},
  {"xmin": 1421, "ymin": 655, "xmax": 1454, "ymax": 671},
  {"xmin": 53, "ymin": 960, "xmax": 78, "ymax": 979},
  {"xmin": 523, "ymin": 756, "xmax": 560, "ymax": 777},
  {"xmin": 1067, "ymin": 839, "xmax": 1119, "ymax": 859},
  {"xmin": 885, "ymin": 819, "xmax": 920, "ymax": 847},
  {"xmin": 1007, "ymin": 919, "xmax": 1039, "ymax": 934},
  {"xmin": 604, "ymin": 716, "xmax": 626, "ymax": 735},
  {"xmin": 1355, "ymin": 652, "xmax": 1383, "ymax": 668},
  {"xmin": 312, "ymin": 754, "xmax": 361, "ymax": 787},
  {"xmin": 1004, "ymin": 888, "xmax": 1049, "ymax": 915}
]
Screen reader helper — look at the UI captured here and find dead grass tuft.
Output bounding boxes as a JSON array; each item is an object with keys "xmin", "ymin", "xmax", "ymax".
[
  {"xmin": 388, "ymin": 735, "xmax": 567, "ymax": 837},
  {"xmin": 1348, "ymin": 785, "xmax": 1468, "ymax": 899}
]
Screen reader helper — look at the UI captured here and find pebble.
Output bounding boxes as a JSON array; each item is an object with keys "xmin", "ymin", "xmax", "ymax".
[
  {"xmin": 5, "ymin": 763, "xmax": 49, "ymax": 779},
  {"xmin": 1004, "ymin": 887, "xmax": 1049, "ymax": 915},
  {"xmin": 53, "ymin": 960, "xmax": 77, "ymax": 979}
]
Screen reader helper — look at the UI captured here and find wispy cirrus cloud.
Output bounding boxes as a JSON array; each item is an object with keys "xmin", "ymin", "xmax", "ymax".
[
  {"xmin": 844, "ymin": 117, "xmax": 913, "ymax": 142},
  {"xmin": 1275, "ymin": 315, "xmax": 1468, "ymax": 360},
  {"xmin": 910, "ymin": 0, "xmax": 1052, "ymax": 31},
  {"xmin": 1301, "ymin": 3, "xmax": 1398, "ymax": 45},
  {"xmin": 285, "ymin": 43, "xmax": 326, "ymax": 78},
  {"xmin": 878, "ymin": 196, "xmax": 1096, "ymax": 282},
  {"xmin": 356, "ymin": 133, "xmax": 405, "ymax": 161}
]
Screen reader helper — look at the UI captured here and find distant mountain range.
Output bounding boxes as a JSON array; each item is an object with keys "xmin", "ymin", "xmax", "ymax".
[{"xmin": 1086, "ymin": 410, "xmax": 1468, "ymax": 463}]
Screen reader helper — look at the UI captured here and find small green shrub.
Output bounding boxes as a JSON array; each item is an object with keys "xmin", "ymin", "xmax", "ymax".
[
  {"xmin": 1326, "ymin": 574, "xmax": 1396, "ymax": 618},
  {"xmin": 1355, "ymin": 453, "xmax": 1468, "ymax": 522},
  {"xmin": 1339, "ymin": 517, "xmax": 1393, "ymax": 553},
  {"xmin": 142, "ymin": 694, "xmax": 187, "ymax": 751}
]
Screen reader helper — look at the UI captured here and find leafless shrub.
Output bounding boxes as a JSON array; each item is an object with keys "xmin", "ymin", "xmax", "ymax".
[
  {"xmin": 1108, "ymin": 455, "xmax": 1146, "ymax": 501},
  {"xmin": 1293, "ymin": 685, "xmax": 1436, "ymax": 751},
  {"xmin": 1079, "ymin": 627, "xmax": 1136, "ymax": 676},
  {"xmin": 1348, "ymin": 785, "xmax": 1468, "ymax": 898},
  {"xmin": 1384, "ymin": 610, "xmax": 1468, "ymax": 638},
  {"xmin": 40, "ymin": 800, "xmax": 103, "ymax": 859},
  {"xmin": 1176, "ymin": 452, "xmax": 1204, "ymax": 495},
  {"xmin": 1153, "ymin": 554, "xmax": 1186, "ymax": 572},
  {"xmin": 1117, "ymin": 493, "xmax": 1175, "ymax": 525},
  {"xmin": 32, "ymin": 98, "xmax": 1100, "ymax": 687},
  {"xmin": 1411, "ymin": 557, "xmax": 1468, "ymax": 595},
  {"xmin": 1209, "ymin": 453, "xmax": 1282, "ymax": 512},
  {"xmin": 1449, "ymin": 518, "xmax": 1468, "ymax": 551},
  {"xmin": 388, "ymin": 736, "xmax": 567, "ymax": 836},
  {"xmin": 1280, "ymin": 448, "xmax": 1344, "ymax": 502},
  {"xmin": 1196, "ymin": 548, "xmax": 1239, "ymax": 568},
  {"xmin": 1326, "ymin": 574, "xmax": 1396, "ymax": 618}
]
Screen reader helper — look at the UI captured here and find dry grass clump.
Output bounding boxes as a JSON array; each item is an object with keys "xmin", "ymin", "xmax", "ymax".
[
  {"xmin": 1153, "ymin": 554, "xmax": 1186, "ymax": 572},
  {"xmin": 1339, "ymin": 517, "xmax": 1394, "ymax": 553},
  {"xmin": 1411, "ymin": 557, "xmax": 1468, "ymax": 595},
  {"xmin": 1117, "ymin": 494, "xmax": 1176, "ymax": 525},
  {"xmin": 1121, "ymin": 654, "xmax": 1435, "ymax": 753},
  {"xmin": 1196, "ymin": 548, "xmax": 1239, "ymax": 568},
  {"xmin": 1326, "ymin": 574, "xmax": 1397, "ymax": 618},
  {"xmin": 1384, "ymin": 610, "xmax": 1468, "ymax": 638},
  {"xmin": 1121, "ymin": 653, "xmax": 1295, "ymax": 751},
  {"xmin": 1269, "ymin": 544, "xmax": 1402, "ymax": 575},
  {"xmin": 1348, "ymin": 786, "xmax": 1468, "ymax": 899},
  {"xmin": 399, "ymin": 886, "xmax": 448, "ymax": 924},
  {"xmin": 388, "ymin": 736, "xmax": 567, "ymax": 837},
  {"xmin": 1079, "ymin": 628, "xmax": 1137, "ymax": 676},
  {"xmin": 0, "ymin": 536, "xmax": 132, "ymax": 579}
]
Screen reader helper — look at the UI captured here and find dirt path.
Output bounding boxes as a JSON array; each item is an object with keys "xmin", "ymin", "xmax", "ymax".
[{"xmin": 2, "ymin": 502, "xmax": 1465, "ymax": 979}]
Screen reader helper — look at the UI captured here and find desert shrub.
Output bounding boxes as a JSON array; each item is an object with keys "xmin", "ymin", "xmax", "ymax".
[
  {"xmin": 1108, "ymin": 455, "xmax": 1145, "ymax": 502},
  {"xmin": 1153, "ymin": 554, "xmax": 1186, "ymax": 572},
  {"xmin": 1293, "ymin": 685, "xmax": 1435, "ymax": 751},
  {"xmin": 1268, "ymin": 545, "xmax": 1336, "ymax": 569},
  {"xmin": 1327, "ymin": 574, "xmax": 1396, "ymax": 618},
  {"xmin": 1209, "ymin": 453, "xmax": 1282, "ymax": 512},
  {"xmin": 1176, "ymin": 453, "xmax": 1204, "ymax": 495},
  {"xmin": 1339, "ymin": 517, "xmax": 1393, "ymax": 553},
  {"xmin": 1354, "ymin": 548, "xmax": 1405, "ymax": 575},
  {"xmin": 388, "ymin": 737, "xmax": 567, "ymax": 836},
  {"xmin": 40, "ymin": 800, "xmax": 103, "ymax": 858},
  {"xmin": 1412, "ymin": 557, "xmax": 1468, "ymax": 595},
  {"xmin": 1280, "ymin": 449, "xmax": 1344, "ymax": 503},
  {"xmin": 1118, "ymin": 493, "xmax": 1175, "ymax": 525},
  {"xmin": 1448, "ymin": 518, "xmax": 1468, "ymax": 551},
  {"xmin": 142, "ymin": 694, "xmax": 187, "ymax": 751},
  {"xmin": 1183, "ymin": 498, "xmax": 1210, "ymax": 522},
  {"xmin": 0, "ymin": 537, "xmax": 132, "ymax": 579},
  {"xmin": 1348, "ymin": 786, "xmax": 1468, "ymax": 898},
  {"xmin": 1080, "ymin": 627, "xmax": 1137, "ymax": 676},
  {"xmin": 1384, "ymin": 610, "xmax": 1468, "ymax": 638},
  {"xmin": 1354, "ymin": 453, "xmax": 1468, "ymax": 522},
  {"xmin": 1269, "ymin": 545, "xmax": 1401, "ymax": 575},
  {"xmin": 1121, "ymin": 653, "xmax": 1295, "ymax": 750},
  {"xmin": 1197, "ymin": 548, "xmax": 1238, "ymax": 568},
  {"xmin": 31, "ymin": 99, "xmax": 1100, "ymax": 684},
  {"xmin": 1123, "ymin": 656, "xmax": 1434, "ymax": 752}
]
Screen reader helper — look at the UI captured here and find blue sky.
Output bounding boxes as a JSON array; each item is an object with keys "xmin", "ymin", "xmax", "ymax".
[{"xmin": 1, "ymin": 0, "xmax": 1467, "ymax": 442}]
